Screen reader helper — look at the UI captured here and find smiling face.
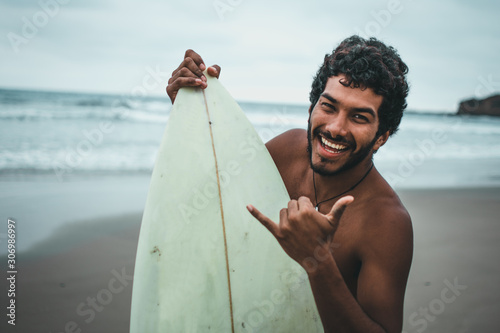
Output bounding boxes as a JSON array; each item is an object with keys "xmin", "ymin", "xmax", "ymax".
[{"xmin": 307, "ymin": 75, "xmax": 389, "ymax": 176}]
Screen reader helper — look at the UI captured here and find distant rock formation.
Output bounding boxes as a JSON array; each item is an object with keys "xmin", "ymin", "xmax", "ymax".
[{"xmin": 457, "ymin": 94, "xmax": 500, "ymax": 116}]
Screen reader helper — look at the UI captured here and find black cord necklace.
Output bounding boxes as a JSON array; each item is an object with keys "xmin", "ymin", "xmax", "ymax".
[{"xmin": 313, "ymin": 163, "xmax": 374, "ymax": 211}]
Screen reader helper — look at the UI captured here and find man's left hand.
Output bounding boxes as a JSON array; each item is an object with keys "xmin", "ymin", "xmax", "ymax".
[{"xmin": 247, "ymin": 196, "xmax": 354, "ymax": 271}]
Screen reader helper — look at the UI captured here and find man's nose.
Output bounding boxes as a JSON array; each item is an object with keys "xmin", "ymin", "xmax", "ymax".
[{"xmin": 324, "ymin": 112, "xmax": 349, "ymax": 138}]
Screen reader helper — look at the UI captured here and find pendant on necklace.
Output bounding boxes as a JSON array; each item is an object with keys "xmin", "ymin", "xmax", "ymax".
[{"xmin": 315, "ymin": 205, "xmax": 319, "ymax": 211}]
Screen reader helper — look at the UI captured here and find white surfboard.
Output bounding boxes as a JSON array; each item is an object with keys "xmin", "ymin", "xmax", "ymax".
[{"xmin": 130, "ymin": 73, "xmax": 322, "ymax": 332}]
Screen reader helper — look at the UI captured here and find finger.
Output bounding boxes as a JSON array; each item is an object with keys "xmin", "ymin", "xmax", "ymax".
[
  {"xmin": 297, "ymin": 196, "xmax": 314, "ymax": 210},
  {"xmin": 282, "ymin": 202, "xmax": 295, "ymax": 227},
  {"xmin": 166, "ymin": 77, "xmax": 206, "ymax": 102},
  {"xmin": 247, "ymin": 205, "xmax": 279, "ymax": 238},
  {"xmin": 184, "ymin": 49, "xmax": 206, "ymax": 70},
  {"xmin": 169, "ymin": 67, "xmax": 207, "ymax": 88},
  {"xmin": 207, "ymin": 65, "xmax": 221, "ymax": 78},
  {"xmin": 177, "ymin": 57, "xmax": 206, "ymax": 80},
  {"xmin": 287, "ymin": 199, "xmax": 298, "ymax": 212},
  {"xmin": 324, "ymin": 196, "xmax": 354, "ymax": 226},
  {"xmin": 168, "ymin": 77, "xmax": 206, "ymax": 90},
  {"xmin": 279, "ymin": 207, "xmax": 289, "ymax": 229}
]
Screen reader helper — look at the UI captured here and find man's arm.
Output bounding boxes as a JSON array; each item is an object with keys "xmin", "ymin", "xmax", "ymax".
[
  {"xmin": 309, "ymin": 205, "xmax": 413, "ymax": 332},
  {"xmin": 248, "ymin": 197, "xmax": 413, "ymax": 333}
]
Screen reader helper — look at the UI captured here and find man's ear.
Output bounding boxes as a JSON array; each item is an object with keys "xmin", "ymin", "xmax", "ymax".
[{"xmin": 373, "ymin": 131, "xmax": 390, "ymax": 151}]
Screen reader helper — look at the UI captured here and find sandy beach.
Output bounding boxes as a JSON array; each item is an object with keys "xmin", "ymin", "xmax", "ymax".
[
  {"xmin": 399, "ymin": 187, "xmax": 500, "ymax": 332},
  {"xmin": 1, "ymin": 183, "xmax": 499, "ymax": 333}
]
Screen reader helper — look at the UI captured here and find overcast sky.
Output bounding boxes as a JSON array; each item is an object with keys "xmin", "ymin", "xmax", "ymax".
[{"xmin": 1, "ymin": 0, "xmax": 499, "ymax": 111}]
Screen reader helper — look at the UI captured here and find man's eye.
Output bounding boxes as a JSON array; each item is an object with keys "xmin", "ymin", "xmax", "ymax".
[
  {"xmin": 322, "ymin": 102, "xmax": 335, "ymax": 110},
  {"xmin": 354, "ymin": 114, "xmax": 368, "ymax": 122}
]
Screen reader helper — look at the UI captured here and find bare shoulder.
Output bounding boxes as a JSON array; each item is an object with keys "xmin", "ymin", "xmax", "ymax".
[
  {"xmin": 368, "ymin": 189, "xmax": 411, "ymax": 228},
  {"xmin": 356, "ymin": 187, "xmax": 413, "ymax": 259},
  {"xmin": 265, "ymin": 128, "xmax": 307, "ymax": 170},
  {"xmin": 265, "ymin": 129, "xmax": 309, "ymax": 197},
  {"xmin": 266, "ymin": 128, "xmax": 307, "ymax": 158}
]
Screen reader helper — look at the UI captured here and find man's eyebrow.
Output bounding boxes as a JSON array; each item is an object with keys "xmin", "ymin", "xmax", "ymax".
[
  {"xmin": 321, "ymin": 93, "xmax": 337, "ymax": 105},
  {"xmin": 321, "ymin": 93, "xmax": 376, "ymax": 118},
  {"xmin": 352, "ymin": 107, "xmax": 376, "ymax": 118}
]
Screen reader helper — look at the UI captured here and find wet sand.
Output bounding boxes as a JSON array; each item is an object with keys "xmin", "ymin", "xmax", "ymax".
[{"xmin": 1, "ymin": 187, "xmax": 499, "ymax": 332}]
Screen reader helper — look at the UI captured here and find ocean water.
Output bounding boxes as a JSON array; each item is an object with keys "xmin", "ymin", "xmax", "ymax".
[{"xmin": 1, "ymin": 88, "xmax": 500, "ymax": 188}]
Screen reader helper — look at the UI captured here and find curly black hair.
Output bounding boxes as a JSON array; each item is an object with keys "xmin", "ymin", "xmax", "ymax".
[{"xmin": 309, "ymin": 35, "xmax": 409, "ymax": 136}]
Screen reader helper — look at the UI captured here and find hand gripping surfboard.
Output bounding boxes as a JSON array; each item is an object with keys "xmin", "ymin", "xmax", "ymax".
[{"xmin": 130, "ymin": 73, "xmax": 322, "ymax": 332}]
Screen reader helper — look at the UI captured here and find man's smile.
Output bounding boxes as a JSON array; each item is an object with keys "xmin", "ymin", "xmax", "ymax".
[{"xmin": 318, "ymin": 134, "xmax": 351, "ymax": 157}]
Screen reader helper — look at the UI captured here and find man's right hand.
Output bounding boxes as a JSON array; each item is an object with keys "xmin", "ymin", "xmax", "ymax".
[{"xmin": 166, "ymin": 49, "xmax": 221, "ymax": 104}]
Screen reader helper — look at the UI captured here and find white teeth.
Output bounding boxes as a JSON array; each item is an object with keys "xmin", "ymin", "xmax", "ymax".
[{"xmin": 321, "ymin": 136, "xmax": 347, "ymax": 150}]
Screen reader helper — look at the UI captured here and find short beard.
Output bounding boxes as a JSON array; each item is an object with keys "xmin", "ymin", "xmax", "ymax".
[{"xmin": 307, "ymin": 118, "xmax": 378, "ymax": 176}]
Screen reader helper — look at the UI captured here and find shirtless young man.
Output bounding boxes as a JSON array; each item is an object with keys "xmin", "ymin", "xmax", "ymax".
[{"xmin": 167, "ymin": 36, "xmax": 413, "ymax": 333}]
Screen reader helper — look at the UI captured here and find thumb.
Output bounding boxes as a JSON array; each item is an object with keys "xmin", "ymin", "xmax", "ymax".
[
  {"xmin": 324, "ymin": 196, "xmax": 354, "ymax": 227},
  {"xmin": 207, "ymin": 65, "xmax": 221, "ymax": 78}
]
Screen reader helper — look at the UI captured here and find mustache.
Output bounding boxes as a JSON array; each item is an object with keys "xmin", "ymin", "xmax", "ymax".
[{"xmin": 313, "ymin": 128, "xmax": 355, "ymax": 148}]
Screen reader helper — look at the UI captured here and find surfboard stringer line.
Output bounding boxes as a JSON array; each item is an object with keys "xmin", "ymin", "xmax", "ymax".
[{"xmin": 202, "ymin": 89, "xmax": 235, "ymax": 333}]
